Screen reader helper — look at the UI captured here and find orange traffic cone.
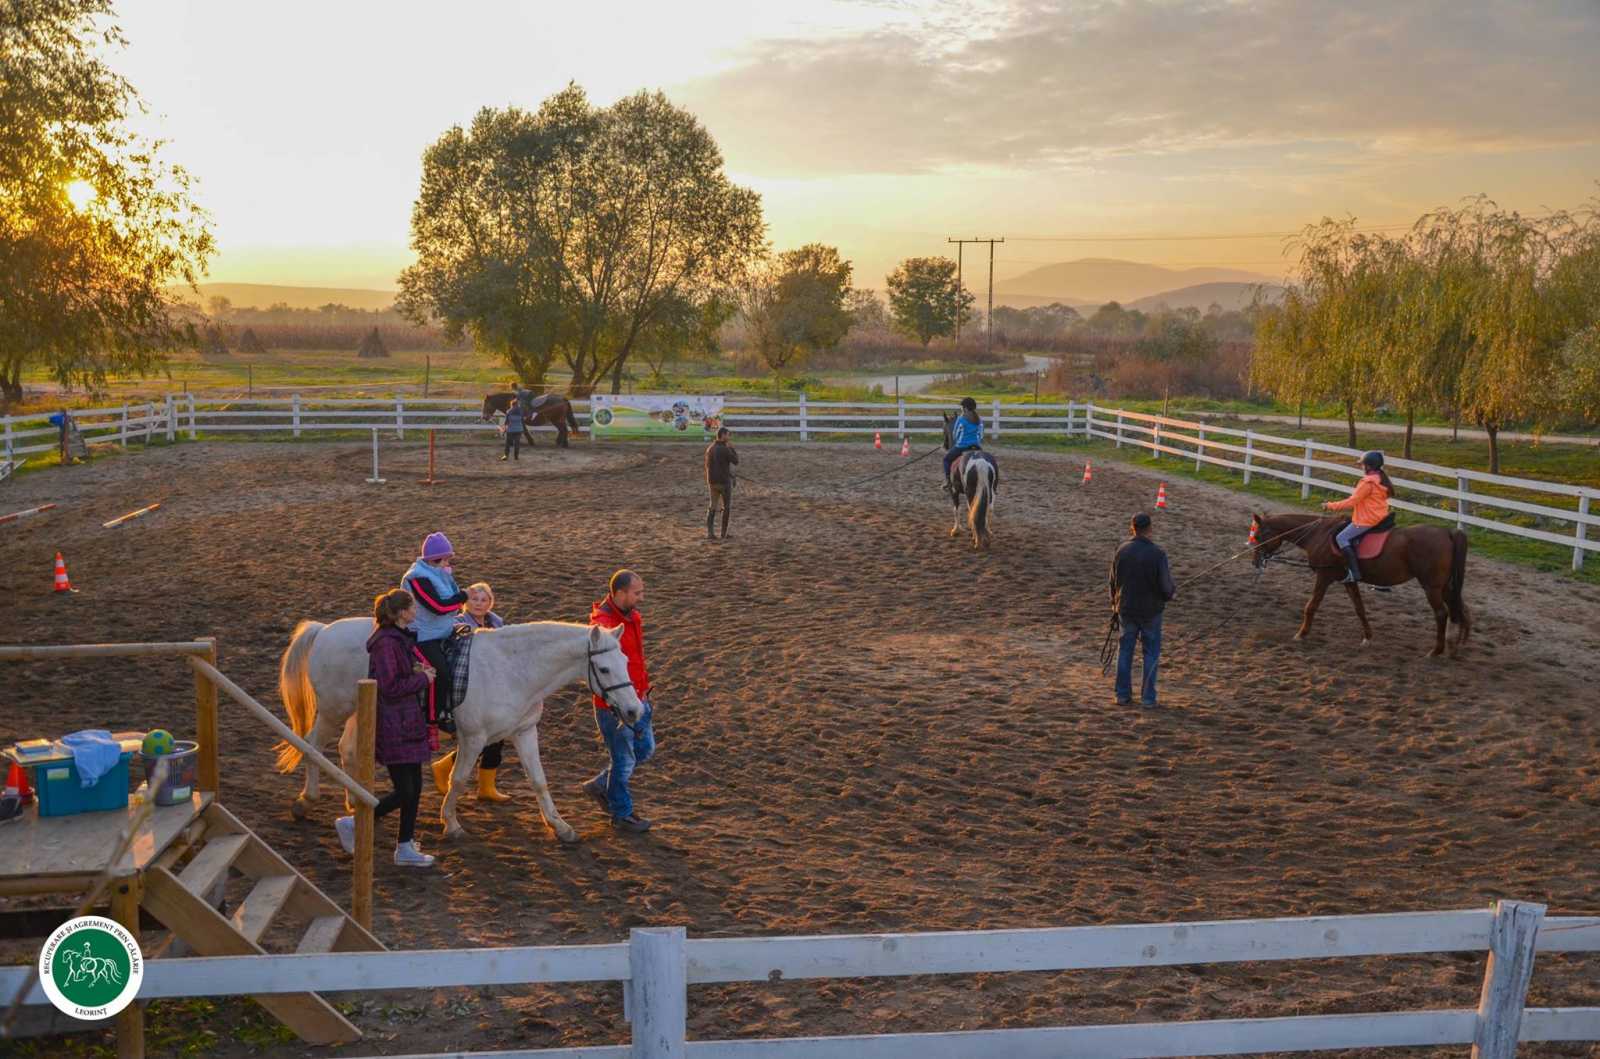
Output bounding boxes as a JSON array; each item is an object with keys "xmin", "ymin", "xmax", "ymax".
[
  {"xmin": 899, "ymin": 437, "xmax": 910, "ymax": 457},
  {"xmin": 1155, "ymin": 482, "xmax": 1168, "ymax": 509},
  {"xmin": 52, "ymin": 551, "xmax": 74, "ymax": 593},
  {"xmin": 874, "ymin": 431, "xmax": 883, "ymax": 450},
  {"xmin": 1081, "ymin": 461, "xmax": 1092, "ymax": 485},
  {"xmin": 5, "ymin": 762, "xmax": 30, "ymax": 805},
  {"xmin": 1248, "ymin": 519, "xmax": 1259, "ymax": 545}
]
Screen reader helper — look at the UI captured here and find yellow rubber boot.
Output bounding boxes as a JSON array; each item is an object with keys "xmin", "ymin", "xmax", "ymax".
[
  {"xmin": 430, "ymin": 750, "xmax": 456, "ymax": 793},
  {"xmin": 477, "ymin": 767, "xmax": 512, "ymax": 802}
]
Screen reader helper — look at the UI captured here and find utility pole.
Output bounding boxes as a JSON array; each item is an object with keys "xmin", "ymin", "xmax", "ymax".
[{"xmin": 947, "ymin": 237, "xmax": 1004, "ymax": 358}]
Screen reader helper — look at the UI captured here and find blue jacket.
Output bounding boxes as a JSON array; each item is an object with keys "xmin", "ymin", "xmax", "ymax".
[
  {"xmin": 504, "ymin": 407, "xmax": 524, "ymax": 432},
  {"xmin": 951, "ymin": 411, "xmax": 983, "ymax": 450},
  {"xmin": 402, "ymin": 559, "xmax": 467, "ymax": 643}
]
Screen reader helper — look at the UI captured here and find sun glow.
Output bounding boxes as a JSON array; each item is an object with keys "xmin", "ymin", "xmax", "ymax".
[{"xmin": 65, "ymin": 179, "xmax": 97, "ymax": 210}]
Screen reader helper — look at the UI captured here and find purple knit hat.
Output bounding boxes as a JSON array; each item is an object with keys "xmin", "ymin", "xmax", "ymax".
[{"xmin": 420, "ymin": 532, "xmax": 454, "ymax": 561}]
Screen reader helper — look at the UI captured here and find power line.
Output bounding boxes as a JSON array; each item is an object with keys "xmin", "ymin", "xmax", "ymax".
[
  {"xmin": 948, "ymin": 237, "xmax": 1004, "ymax": 358},
  {"xmin": 1006, "ymin": 223, "xmax": 1416, "ymax": 243}
]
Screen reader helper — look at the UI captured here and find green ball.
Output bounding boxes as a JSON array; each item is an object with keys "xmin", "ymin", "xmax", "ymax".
[{"xmin": 141, "ymin": 729, "xmax": 175, "ymax": 757}]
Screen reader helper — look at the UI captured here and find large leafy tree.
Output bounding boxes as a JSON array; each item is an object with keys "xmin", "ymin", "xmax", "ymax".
[
  {"xmin": 1, "ymin": 0, "xmax": 213, "ymax": 404},
  {"xmin": 739, "ymin": 244, "xmax": 854, "ymax": 380},
  {"xmin": 885, "ymin": 256, "xmax": 972, "ymax": 348},
  {"xmin": 399, "ymin": 85, "xmax": 764, "ymax": 395}
]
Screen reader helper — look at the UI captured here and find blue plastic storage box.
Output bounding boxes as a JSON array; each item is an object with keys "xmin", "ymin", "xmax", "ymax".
[{"xmin": 32, "ymin": 750, "xmax": 133, "ymax": 817}]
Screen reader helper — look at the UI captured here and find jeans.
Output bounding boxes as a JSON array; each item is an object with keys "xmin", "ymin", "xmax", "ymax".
[
  {"xmin": 504, "ymin": 432, "xmax": 521, "ymax": 460},
  {"xmin": 1335, "ymin": 521, "xmax": 1372, "ymax": 549},
  {"xmin": 1115, "ymin": 612, "xmax": 1163, "ymax": 705},
  {"xmin": 589, "ymin": 700, "xmax": 655, "ymax": 818}
]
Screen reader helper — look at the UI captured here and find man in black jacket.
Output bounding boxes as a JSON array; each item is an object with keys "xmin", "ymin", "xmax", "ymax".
[
  {"xmin": 1110, "ymin": 512, "xmax": 1176, "ymax": 706},
  {"xmin": 704, "ymin": 427, "xmax": 738, "ymax": 540}
]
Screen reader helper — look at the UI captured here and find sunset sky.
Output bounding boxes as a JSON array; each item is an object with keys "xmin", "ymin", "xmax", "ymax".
[{"xmin": 113, "ymin": 0, "xmax": 1600, "ymax": 295}]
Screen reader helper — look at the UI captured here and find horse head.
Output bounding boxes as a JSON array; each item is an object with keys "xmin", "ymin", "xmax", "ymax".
[
  {"xmin": 1251, "ymin": 511, "xmax": 1285, "ymax": 568},
  {"xmin": 941, "ymin": 411, "xmax": 954, "ymax": 451},
  {"xmin": 586, "ymin": 624, "xmax": 644, "ymax": 726}
]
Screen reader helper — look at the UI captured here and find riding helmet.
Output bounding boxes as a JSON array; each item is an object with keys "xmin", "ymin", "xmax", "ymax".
[
  {"xmin": 1361, "ymin": 451, "xmax": 1384, "ymax": 470},
  {"xmin": 960, "ymin": 397, "xmax": 977, "ymax": 411}
]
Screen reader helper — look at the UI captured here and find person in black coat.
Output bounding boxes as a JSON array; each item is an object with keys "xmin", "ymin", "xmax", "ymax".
[{"xmin": 1109, "ymin": 512, "xmax": 1176, "ymax": 707}]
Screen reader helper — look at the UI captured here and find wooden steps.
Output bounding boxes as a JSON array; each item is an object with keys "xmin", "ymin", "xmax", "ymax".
[{"xmin": 140, "ymin": 801, "xmax": 384, "ymax": 1046}]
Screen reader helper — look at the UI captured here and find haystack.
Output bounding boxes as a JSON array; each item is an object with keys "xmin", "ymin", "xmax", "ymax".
[{"xmin": 357, "ymin": 327, "xmax": 389, "ymax": 358}]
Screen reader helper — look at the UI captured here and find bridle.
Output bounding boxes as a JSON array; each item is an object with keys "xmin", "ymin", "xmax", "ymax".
[{"xmin": 586, "ymin": 642, "xmax": 640, "ymax": 729}]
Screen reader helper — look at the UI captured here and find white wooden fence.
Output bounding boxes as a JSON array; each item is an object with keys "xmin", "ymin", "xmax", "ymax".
[
  {"xmin": 3, "ymin": 396, "xmax": 1595, "ymax": 569},
  {"xmin": 1, "ymin": 902, "xmax": 1596, "ymax": 1057}
]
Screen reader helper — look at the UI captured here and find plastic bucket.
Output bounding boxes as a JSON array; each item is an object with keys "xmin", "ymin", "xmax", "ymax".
[{"xmin": 141, "ymin": 740, "xmax": 199, "ymax": 806}]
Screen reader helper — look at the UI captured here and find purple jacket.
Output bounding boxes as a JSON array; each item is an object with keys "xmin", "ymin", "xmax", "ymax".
[{"xmin": 366, "ymin": 625, "xmax": 432, "ymax": 766}]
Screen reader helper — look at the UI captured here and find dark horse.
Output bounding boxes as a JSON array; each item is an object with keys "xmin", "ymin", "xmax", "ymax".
[
  {"xmin": 481, "ymin": 392, "xmax": 582, "ymax": 448},
  {"xmin": 940, "ymin": 412, "xmax": 996, "ymax": 550},
  {"xmin": 1251, "ymin": 512, "xmax": 1470, "ymax": 657}
]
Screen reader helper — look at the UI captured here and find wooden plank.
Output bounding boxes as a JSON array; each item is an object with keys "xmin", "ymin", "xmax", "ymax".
[
  {"xmin": 686, "ymin": 910, "xmax": 1494, "ymax": 984},
  {"xmin": 687, "ymin": 1011, "xmax": 1479, "ymax": 1058},
  {"xmin": 1535, "ymin": 916, "xmax": 1600, "ymax": 952},
  {"xmin": 630, "ymin": 928, "xmax": 687, "ymax": 1059},
  {"xmin": 353, "ymin": 679, "xmax": 376, "ymax": 932},
  {"xmin": 175, "ymin": 834, "xmax": 247, "ymax": 898},
  {"xmin": 231, "ymin": 875, "xmax": 297, "ymax": 944},
  {"xmin": 1520, "ymin": 1007, "xmax": 1600, "ymax": 1041},
  {"xmin": 1473, "ymin": 900, "xmax": 1545, "ymax": 1059},
  {"xmin": 0, "ymin": 793, "xmax": 209, "ymax": 883},
  {"xmin": 110, "ymin": 874, "xmax": 146, "ymax": 1059},
  {"xmin": 296, "ymin": 915, "xmax": 349, "ymax": 955},
  {"xmin": 140, "ymin": 866, "xmax": 360, "ymax": 1045},
  {"xmin": 194, "ymin": 638, "xmax": 220, "ymax": 794},
  {"xmin": 0, "ymin": 641, "xmax": 214, "ymax": 660}
]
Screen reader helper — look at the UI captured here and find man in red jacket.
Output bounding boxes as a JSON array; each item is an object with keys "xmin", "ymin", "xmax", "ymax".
[{"xmin": 581, "ymin": 569, "xmax": 657, "ymax": 832}]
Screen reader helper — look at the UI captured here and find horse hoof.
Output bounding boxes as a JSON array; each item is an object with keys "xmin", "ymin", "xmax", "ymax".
[
  {"xmin": 1361, "ymin": 637, "xmax": 1371, "ymax": 646},
  {"xmin": 1293, "ymin": 632, "xmax": 1307, "ymax": 642},
  {"xmin": 444, "ymin": 825, "xmax": 467, "ymax": 840},
  {"xmin": 555, "ymin": 827, "xmax": 580, "ymax": 846},
  {"xmin": 290, "ymin": 798, "xmax": 309, "ymax": 820}
]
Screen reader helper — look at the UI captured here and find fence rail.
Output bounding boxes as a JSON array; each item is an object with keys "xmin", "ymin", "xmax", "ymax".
[
  {"xmin": 4, "ymin": 396, "xmax": 1594, "ymax": 568},
  {"xmin": 0, "ymin": 903, "xmax": 1594, "ymax": 1057}
]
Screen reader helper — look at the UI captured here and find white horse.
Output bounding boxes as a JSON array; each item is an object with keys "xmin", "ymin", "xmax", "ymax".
[
  {"xmin": 942, "ymin": 412, "xmax": 996, "ymax": 550},
  {"xmin": 276, "ymin": 620, "xmax": 643, "ymax": 844}
]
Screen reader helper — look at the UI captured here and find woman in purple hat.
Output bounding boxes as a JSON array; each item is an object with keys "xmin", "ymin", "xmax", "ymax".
[{"xmin": 401, "ymin": 532, "xmax": 467, "ymax": 732}]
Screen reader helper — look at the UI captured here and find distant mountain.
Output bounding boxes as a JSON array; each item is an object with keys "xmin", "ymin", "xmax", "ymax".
[
  {"xmin": 994, "ymin": 258, "xmax": 1274, "ymax": 307},
  {"xmin": 1126, "ymin": 282, "xmax": 1283, "ymax": 314},
  {"xmin": 174, "ymin": 283, "xmax": 397, "ymax": 311}
]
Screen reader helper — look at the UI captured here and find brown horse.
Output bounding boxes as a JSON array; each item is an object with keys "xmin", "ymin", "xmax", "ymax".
[
  {"xmin": 481, "ymin": 392, "xmax": 582, "ymax": 448},
  {"xmin": 1251, "ymin": 512, "xmax": 1471, "ymax": 657}
]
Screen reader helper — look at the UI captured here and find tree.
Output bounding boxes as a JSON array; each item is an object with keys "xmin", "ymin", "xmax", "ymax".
[
  {"xmin": 398, "ymin": 85, "xmax": 764, "ymax": 397},
  {"xmin": 237, "ymin": 327, "xmax": 267, "ymax": 355},
  {"xmin": 1137, "ymin": 311, "xmax": 1218, "ymax": 412},
  {"xmin": 885, "ymin": 256, "xmax": 972, "ymax": 347},
  {"xmin": 634, "ymin": 293, "xmax": 730, "ymax": 381},
  {"xmin": 739, "ymin": 244, "xmax": 855, "ymax": 380},
  {"xmin": 845, "ymin": 288, "xmax": 889, "ymax": 332},
  {"xmin": 0, "ymin": 0, "xmax": 214, "ymax": 403}
]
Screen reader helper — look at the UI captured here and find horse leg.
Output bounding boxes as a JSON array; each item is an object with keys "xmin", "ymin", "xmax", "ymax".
[
  {"xmin": 1423, "ymin": 583, "xmax": 1449, "ymax": 658},
  {"xmin": 949, "ymin": 489, "xmax": 963, "ymax": 538},
  {"xmin": 293, "ymin": 713, "xmax": 334, "ymax": 819},
  {"xmin": 1295, "ymin": 570, "xmax": 1334, "ymax": 641},
  {"xmin": 1342, "ymin": 582, "xmax": 1373, "ymax": 645},
  {"xmin": 337, "ymin": 713, "xmax": 359, "ymax": 815},
  {"xmin": 510, "ymin": 705, "xmax": 578, "ymax": 845},
  {"xmin": 441, "ymin": 731, "xmax": 486, "ymax": 838}
]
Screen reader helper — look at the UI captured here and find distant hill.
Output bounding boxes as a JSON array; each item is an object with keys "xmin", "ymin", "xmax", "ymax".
[
  {"xmin": 174, "ymin": 283, "xmax": 397, "ymax": 311},
  {"xmin": 1126, "ymin": 282, "xmax": 1284, "ymax": 314},
  {"xmin": 994, "ymin": 258, "xmax": 1273, "ymax": 307}
]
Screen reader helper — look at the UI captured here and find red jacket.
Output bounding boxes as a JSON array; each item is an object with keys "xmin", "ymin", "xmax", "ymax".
[{"xmin": 590, "ymin": 597, "xmax": 650, "ymax": 709}]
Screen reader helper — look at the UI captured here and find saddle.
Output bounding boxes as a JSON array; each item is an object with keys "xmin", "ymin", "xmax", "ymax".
[
  {"xmin": 1331, "ymin": 513, "xmax": 1395, "ymax": 562},
  {"xmin": 521, "ymin": 394, "xmax": 560, "ymax": 417},
  {"xmin": 443, "ymin": 625, "xmax": 475, "ymax": 712}
]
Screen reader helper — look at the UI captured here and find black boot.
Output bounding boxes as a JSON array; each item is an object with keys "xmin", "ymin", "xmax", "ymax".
[{"xmin": 1339, "ymin": 544, "xmax": 1361, "ymax": 584}]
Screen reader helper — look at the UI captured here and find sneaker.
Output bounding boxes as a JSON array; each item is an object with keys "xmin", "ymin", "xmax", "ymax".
[
  {"xmin": 1115, "ymin": 698, "xmax": 1133, "ymax": 707},
  {"xmin": 581, "ymin": 777, "xmax": 610, "ymax": 812},
  {"xmin": 334, "ymin": 815, "xmax": 355, "ymax": 854},
  {"xmin": 393, "ymin": 841, "xmax": 435, "ymax": 868},
  {"xmin": 612, "ymin": 813, "xmax": 652, "ymax": 833},
  {"xmin": 499, "ymin": 454, "xmax": 508, "ymax": 461}
]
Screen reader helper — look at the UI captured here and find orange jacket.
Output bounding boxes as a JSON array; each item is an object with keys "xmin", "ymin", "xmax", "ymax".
[
  {"xmin": 1326, "ymin": 472, "xmax": 1390, "ymax": 526},
  {"xmin": 590, "ymin": 597, "xmax": 649, "ymax": 709}
]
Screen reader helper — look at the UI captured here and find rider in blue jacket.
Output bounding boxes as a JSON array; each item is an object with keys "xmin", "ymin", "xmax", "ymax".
[{"xmin": 943, "ymin": 397, "xmax": 984, "ymax": 492}]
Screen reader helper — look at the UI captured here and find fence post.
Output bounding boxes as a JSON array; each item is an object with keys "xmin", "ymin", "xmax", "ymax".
[
  {"xmin": 3, "ymin": 414, "xmax": 13, "ymax": 463},
  {"xmin": 1152, "ymin": 421, "xmax": 1161, "ymax": 459},
  {"xmin": 291, "ymin": 394, "xmax": 302, "ymax": 438},
  {"xmin": 352, "ymin": 679, "xmax": 376, "ymax": 932},
  {"xmin": 1242, "ymin": 430, "xmax": 1254, "ymax": 486},
  {"xmin": 395, "ymin": 396, "xmax": 405, "ymax": 440},
  {"xmin": 119, "ymin": 404, "xmax": 128, "ymax": 447},
  {"xmin": 165, "ymin": 394, "xmax": 176, "ymax": 442},
  {"xmin": 897, "ymin": 399, "xmax": 906, "ymax": 440},
  {"xmin": 1115, "ymin": 412, "xmax": 1124, "ymax": 449},
  {"xmin": 187, "ymin": 394, "xmax": 197, "ymax": 440},
  {"xmin": 629, "ymin": 927, "xmax": 687, "ymax": 1059},
  {"xmin": 1194, "ymin": 426, "xmax": 1205, "ymax": 473},
  {"xmin": 1471, "ymin": 899, "xmax": 1545, "ymax": 1059},
  {"xmin": 1300, "ymin": 440, "xmax": 1314, "ymax": 500},
  {"xmin": 1576, "ymin": 494, "xmax": 1591, "ymax": 572},
  {"xmin": 991, "ymin": 397, "xmax": 1001, "ymax": 439},
  {"xmin": 798, "ymin": 392, "xmax": 808, "ymax": 442},
  {"xmin": 1457, "ymin": 474, "xmax": 1470, "ymax": 528},
  {"xmin": 193, "ymin": 637, "xmax": 220, "ymax": 796}
]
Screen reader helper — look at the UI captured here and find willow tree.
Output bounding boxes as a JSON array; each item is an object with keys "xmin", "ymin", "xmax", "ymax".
[
  {"xmin": 0, "ymin": 0, "xmax": 213, "ymax": 404},
  {"xmin": 1251, "ymin": 287, "xmax": 1316, "ymax": 427},
  {"xmin": 400, "ymin": 85, "xmax": 763, "ymax": 396}
]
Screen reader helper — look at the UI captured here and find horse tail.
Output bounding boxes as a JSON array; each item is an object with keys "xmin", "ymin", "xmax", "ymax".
[
  {"xmin": 275, "ymin": 620, "xmax": 323, "ymax": 773},
  {"xmin": 566, "ymin": 400, "xmax": 582, "ymax": 436},
  {"xmin": 1447, "ymin": 529, "xmax": 1470, "ymax": 641},
  {"xmin": 967, "ymin": 463, "xmax": 992, "ymax": 544}
]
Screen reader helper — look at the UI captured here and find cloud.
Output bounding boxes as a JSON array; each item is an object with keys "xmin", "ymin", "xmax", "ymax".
[{"xmin": 678, "ymin": 0, "xmax": 1600, "ymax": 176}]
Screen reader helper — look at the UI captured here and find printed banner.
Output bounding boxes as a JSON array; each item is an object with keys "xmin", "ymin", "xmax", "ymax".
[{"xmin": 588, "ymin": 395, "xmax": 724, "ymax": 438}]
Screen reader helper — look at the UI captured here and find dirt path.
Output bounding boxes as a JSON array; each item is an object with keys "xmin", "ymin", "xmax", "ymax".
[{"xmin": 1, "ymin": 438, "xmax": 1596, "ymax": 1056}]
